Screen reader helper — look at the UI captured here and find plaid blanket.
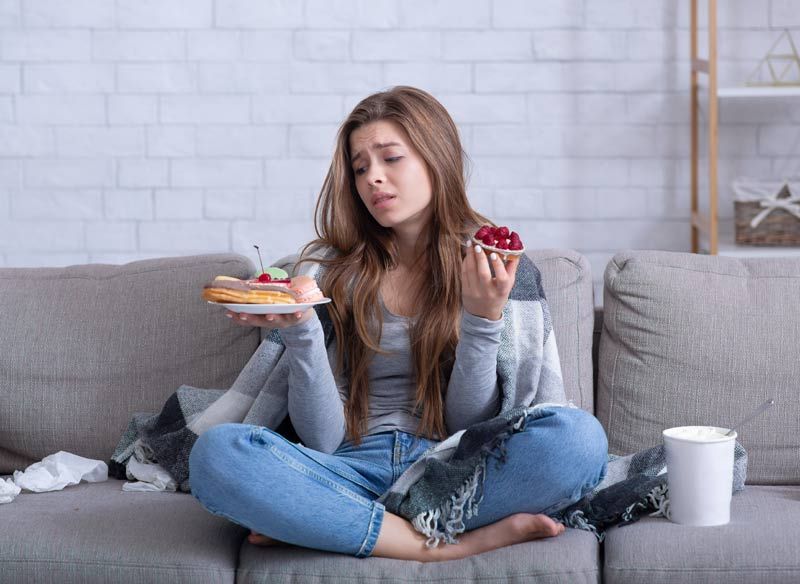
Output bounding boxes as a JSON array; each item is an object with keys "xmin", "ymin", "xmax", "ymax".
[{"xmin": 551, "ymin": 441, "xmax": 747, "ymax": 541}]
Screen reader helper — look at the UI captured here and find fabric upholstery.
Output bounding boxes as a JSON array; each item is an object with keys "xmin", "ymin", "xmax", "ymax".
[
  {"xmin": 0, "ymin": 254, "xmax": 259, "ymax": 474},
  {"xmin": 527, "ymin": 249, "xmax": 595, "ymax": 413},
  {"xmin": 237, "ymin": 526, "xmax": 601, "ymax": 584},
  {"xmin": 597, "ymin": 250, "xmax": 800, "ymax": 484},
  {"xmin": 603, "ymin": 485, "xmax": 800, "ymax": 584},
  {"xmin": 0, "ymin": 478, "xmax": 245, "ymax": 584}
]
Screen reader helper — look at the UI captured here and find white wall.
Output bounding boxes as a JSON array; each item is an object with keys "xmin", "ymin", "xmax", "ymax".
[{"xmin": 1, "ymin": 0, "xmax": 799, "ymax": 304}]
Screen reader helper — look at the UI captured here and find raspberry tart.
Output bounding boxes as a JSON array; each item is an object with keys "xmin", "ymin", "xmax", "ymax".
[{"xmin": 471, "ymin": 224, "xmax": 525, "ymax": 260}]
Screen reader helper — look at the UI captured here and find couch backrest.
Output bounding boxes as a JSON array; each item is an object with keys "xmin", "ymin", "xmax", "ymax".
[
  {"xmin": 0, "ymin": 254, "xmax": 258, "ymax": 474},
  {"xmin": 597, "ymin": 250, "xmax": 800, "ymax": 485},
  {"xmin": 526, "ymin": 249, "xmax": 595, "ymax": 413}
]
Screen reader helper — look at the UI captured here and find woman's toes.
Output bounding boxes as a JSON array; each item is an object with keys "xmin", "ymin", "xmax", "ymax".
[
  {"xmin": 508, "ymin": 513, "xmax": 564, "ymax": 540},
  {"xmin": 247, "ymin": 531, "xmax": 279, "ymax": 546}
]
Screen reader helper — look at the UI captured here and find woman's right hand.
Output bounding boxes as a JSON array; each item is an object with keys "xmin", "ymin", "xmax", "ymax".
[{"xmin": 225, "ymin": 307, "xmax": 315, "ymax": 329}]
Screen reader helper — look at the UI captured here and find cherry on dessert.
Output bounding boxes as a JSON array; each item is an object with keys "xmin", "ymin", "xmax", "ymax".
[{"xmin": 257, "ymin": 273, "xmax": 272, "ymax": 283}]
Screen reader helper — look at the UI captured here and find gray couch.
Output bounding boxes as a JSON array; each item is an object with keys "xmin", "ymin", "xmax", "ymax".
[{"xmin": 1, "ymin": 249, "xmax": 798, "ymax": 583}]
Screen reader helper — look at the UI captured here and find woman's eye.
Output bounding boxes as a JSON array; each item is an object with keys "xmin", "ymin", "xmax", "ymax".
[{"xmin": 354, "ymin": 157, "xmax": 401, "ymax": 176}]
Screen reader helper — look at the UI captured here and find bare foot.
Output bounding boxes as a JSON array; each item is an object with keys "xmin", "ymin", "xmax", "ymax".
[
  {"xmin": 372, "ymin": 512, "xmax": 565, "ymax": 562},
  {"xmin": 507, "ymin": 513, "xmax": 565, "ymax": 540},
  {"xmin": 247, "ymin": 530, "xmax": 281, "ymax": 547}
]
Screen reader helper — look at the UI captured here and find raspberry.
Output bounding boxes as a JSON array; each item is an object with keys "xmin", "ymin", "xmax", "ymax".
[
  {"xmin": 497, "ymin": 226, "xmax": 510, "ymax": 238},
  {"xmin": 496, "ymin": 240, "xmax": 509, "ymax": 250},
  {"xmin": 475, "ymin": 226, "xmax": 490, "ymax": 239},
  {"xmin": 510, "ymin": 231, "xmax": 521, "ymax": 241},
  {"xmin": 482, "ymin": 234, "xmax": 496, "ymax": 246},
  {"xmin": 509, "ymin": 240, "xmax": 523, "ymax": 250}
]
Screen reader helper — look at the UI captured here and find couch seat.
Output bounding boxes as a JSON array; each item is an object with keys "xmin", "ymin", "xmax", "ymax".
[
  {"xmin": 604, "ymin": 485, "xmax": 800, "ymax": 584},
  {"xmin": 0, "ymin": 478, "xmax": 246, "ymax": 584},
  {"xmin": 236, "ymin": 525, "xmax": 600, "ymax": 584}
]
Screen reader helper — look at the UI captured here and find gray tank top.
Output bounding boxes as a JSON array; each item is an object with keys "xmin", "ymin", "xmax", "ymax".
[{"xmin": 365, "ymin": 297, "xmax": 422, "ymax": 435}]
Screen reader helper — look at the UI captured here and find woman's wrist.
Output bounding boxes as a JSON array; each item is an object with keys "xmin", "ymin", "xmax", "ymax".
[
  {"xmin": 277, "ymin": 311, "xmax": 322, "ymax": 345},
  {"xmin": 464, "ymin": 308, "xmax": 503, "ymax": 322}
]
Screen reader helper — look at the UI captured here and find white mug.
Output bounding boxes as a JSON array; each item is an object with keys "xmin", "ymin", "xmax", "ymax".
[{"xmin": 663, "ymin": 426, "xmax": 736, "ymax": 526}]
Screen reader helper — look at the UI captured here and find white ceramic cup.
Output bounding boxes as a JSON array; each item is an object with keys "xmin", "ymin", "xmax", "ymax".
[{"xmin": 662, "ymin": 426, "xmax": 737, "ymax": 526}]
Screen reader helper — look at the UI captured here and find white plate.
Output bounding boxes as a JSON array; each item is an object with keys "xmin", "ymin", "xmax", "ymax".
[{"xmin": 207, "ymin": 298, "xmax": 332, "ymax": 314}]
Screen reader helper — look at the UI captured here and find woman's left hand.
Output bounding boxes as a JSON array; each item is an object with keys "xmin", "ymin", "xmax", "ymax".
[{"xmin": 461, "ymin": 243, "xmax": 520, "ymax": 321}]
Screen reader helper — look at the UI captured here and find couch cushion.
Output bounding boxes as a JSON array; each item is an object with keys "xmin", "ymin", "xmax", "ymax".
[
  {"xmin": 0, "ymin": 477, "xmax": 246, "ymax": 583},
  {"xmin": 527, "ymin": 249, "xmax": 595, "ymax": 413},
  {"xmin": 597, "ymin": 250, "xmax": 800, "ymax": 484},
  {"xmin": 0, "ymin": 254, "xmax": 259, "ymax": 474},
  {"xmin": 603, "ymin": 485, "xmax": 800, "ymax": 584},
  {"xmin": 237, "ymin": 526, "xmax": 600, "ymax": 583}
]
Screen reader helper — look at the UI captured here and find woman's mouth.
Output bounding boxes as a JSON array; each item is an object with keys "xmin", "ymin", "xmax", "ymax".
[{"xmin": 372, "ymin": 193, "xmax": 396, "ymax": 209}]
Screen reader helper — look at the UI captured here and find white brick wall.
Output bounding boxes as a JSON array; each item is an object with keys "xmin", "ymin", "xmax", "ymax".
[{"xmin": 1, "ymin": 0, "xmax": 799, "ymax": 308}]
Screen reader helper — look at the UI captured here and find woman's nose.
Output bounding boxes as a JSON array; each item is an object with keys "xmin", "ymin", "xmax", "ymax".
[{"xmin": 366, "ymin": 167, "xmax": 384, "ymax": 186}]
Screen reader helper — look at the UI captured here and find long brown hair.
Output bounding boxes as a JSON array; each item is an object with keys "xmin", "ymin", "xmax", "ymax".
[{"xmin": 299, "ymin": 86, "xmax": 491, "ymax": 444}]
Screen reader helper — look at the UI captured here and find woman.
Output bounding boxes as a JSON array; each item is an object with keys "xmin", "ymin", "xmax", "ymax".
[{"xmin": 188, "ymin": 86, "xmax": 608, "ymax": 562}]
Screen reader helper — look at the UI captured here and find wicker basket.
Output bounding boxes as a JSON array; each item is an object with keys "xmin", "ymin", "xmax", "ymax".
[{"xmin": 733, "ymin": 179, "xmax": 800, "ymax": 246}]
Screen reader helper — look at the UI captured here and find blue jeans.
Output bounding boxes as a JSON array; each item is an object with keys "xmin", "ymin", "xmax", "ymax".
[{"xmin": 188, "ymin": 405, "xmax": 608, "ymax": 558}]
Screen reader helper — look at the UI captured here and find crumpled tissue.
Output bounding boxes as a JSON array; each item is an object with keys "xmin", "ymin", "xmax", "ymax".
[
  {"xmin": 0, "ymin": 477, "xmax": 21, "ymax": 504},
  {"xmin": 12, "ymin": 451, "xmax": 108, "ymax": 494},
  {"xmin": 122, "ymin": 457, "xmax": 177, "ymax": 492}
]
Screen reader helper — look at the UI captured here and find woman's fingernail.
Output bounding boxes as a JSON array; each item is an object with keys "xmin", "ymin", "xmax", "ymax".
[
  {"xmin": 239, "ymin": 315, "xmax": 247, "ymax": 320},
  {"xmin": 490, "ymin": 252, "xmax": 497, "ymax": 261},
  {"xmin": 225, "ymin": 313, "xmax": 233, "ymax": 318},
  {"xmin": 474, "ymin": 244, "xmax": 482, "ymax": 254}
]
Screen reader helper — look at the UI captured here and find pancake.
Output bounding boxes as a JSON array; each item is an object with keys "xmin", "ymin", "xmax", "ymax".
[{"xmin": 202, "ymin": 287, "xmax": 296, "ymax": 304}]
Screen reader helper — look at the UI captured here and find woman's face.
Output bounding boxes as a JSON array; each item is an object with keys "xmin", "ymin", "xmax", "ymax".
[{"xmin": 348, "ymin": 120, "xmax": 433, "ymax": 232}]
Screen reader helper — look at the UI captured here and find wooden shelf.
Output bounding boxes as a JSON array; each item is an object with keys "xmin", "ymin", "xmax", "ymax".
[
  {"xmin": 699, "ymin": 221, "xmax": 800, "ymax": 258},
  {"xmin": 690, "ymin": 0, "xmax": 800, "ymax": 255},
  {"xmin": 717, "ymin": 86, "xmax": 800, "ymax": 98}
]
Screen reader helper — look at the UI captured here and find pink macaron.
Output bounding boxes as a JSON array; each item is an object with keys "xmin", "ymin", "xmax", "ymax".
[{"xmin": 289, "ymin": 275, "xmax": 324, "ymax": 303}]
